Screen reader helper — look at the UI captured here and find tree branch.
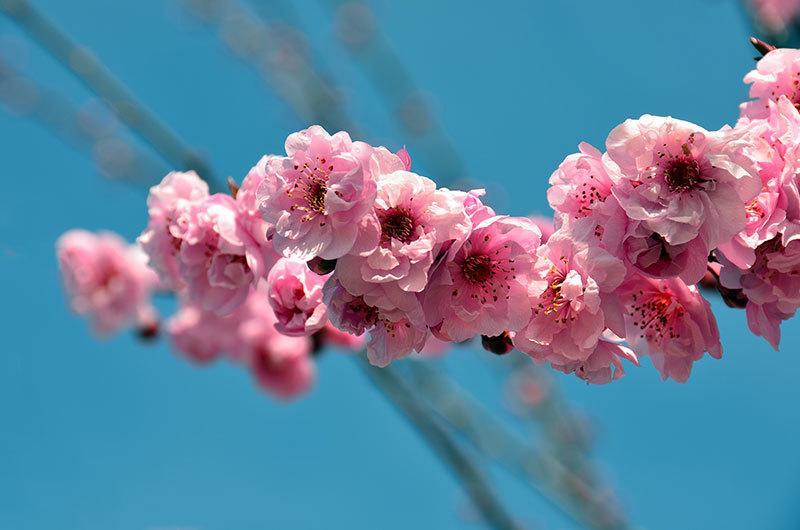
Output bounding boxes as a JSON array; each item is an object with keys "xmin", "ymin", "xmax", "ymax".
[
  {"xmin": 0, "ymin": 0, "xmax": 219, "ymax": 186},
  {"xmin": 356, "ymin": 356, "xmax": 524, "ymax": 530}
]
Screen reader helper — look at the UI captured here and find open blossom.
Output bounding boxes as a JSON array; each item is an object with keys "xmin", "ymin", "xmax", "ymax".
[
  {"xmin": 176, "ymin": 194, "xmax": 273, "ymax": 315},
  {"xmin": 548, "ymin": 142, "xmax": 615, "ymax": 221},
  {"xmin": 550, "ymin": 338, "xmax": 638, "ymax": 385},
  {"xmin": 423, "ymin": 216, "xmax": 541, "ymax": 342},
  {"xmin": 336, "ymin": 170, "xmax": 470, "ymax": 295},
  {"xmin": 513, "ymin": 229, "xmax": 627, "ymax": 364},
  {"xmin": 57, "ymin": 230, "xmax": 158, "ymax": 335},
  {"xmin": 620, "ymin": 275, "xmax": 721, "ymax": 382},
  {"xmin": 267, "ymin": 257, "xmax": 328, "ymax": 336},
  {"xmin": 720, "ymin": 231, "xmax": 800, "ymax": 349},
  {"xmin": 548, "ymin": 143, "xmax": 629, "ymax": 255},
  {"xmin": 232, "ymin": 283, "xmax": 315, "ymax": 398},
  {"xmin": 742, "ymin": 48, "xmax": 800, "ymax": 119},
  {"xmin": 323, "ymin": 278, "xmax": 428, "ymax": 366},
  {"xmin": 623, "ymin": 222, "xmax": 709, "ymax": 283},
  {"xmin": 255, "ymin": 126, "xmax": 401, "ymax": 260},
  {"xmin": 606, "ymin": 115, "xmax": 759, "ymax": 280},
  {"xmin": 720, "ymin": 98, "xmax": 798, "ymax": 268},
  {"xmin": 137, "ymin": 171, "xmax": 209, "ymax": 290}
]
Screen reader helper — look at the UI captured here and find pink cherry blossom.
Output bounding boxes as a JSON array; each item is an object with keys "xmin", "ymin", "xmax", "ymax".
[
  {"xmin": 548, "ymin": 144, "xmax": 629, "ymax": 256},
  {"xmin": 57, "ymin": 230, "xmax": 158, "ymax": 335},
  {"xmin": 137, "ymin": 171, "xmax": 209, "ymax": 290},
  {"xmin": 167, "ymin": 301, "xmax": 236, "ymax": 364},
  {"xmin": 177, "ymin": 194, "xmax": 272, "ymax": 315},
  {"xmin": 623, "ymin": 222, "xmax": 709, "ymax": 283},
  {"xmin": 720, "ymin": 98, "xmax": 798, "ymax": 268},
  {"xmin": 549, "ymin": 339, "xmax": 638, "ymax": 385},
  {"xmin": 547, "ymin": 142, "xmax": 615, "ymax": 221},
  {"xmin": 719, "ymin": 231, "xmax": 800, "ymax": 349},
  {"xmin": 232, "ymin": 283, "xmax": 315, "ymax": 398},
  {"xmin": 267, "ymin": 257, "xmax": 328, "ymax": 336},
  {"xmin": 396, "ymin": 146, "xmax": 412, "ymax": 170},
  {"xmin": 323, "ymin": 278, "xmax": 428, "ymax": 366},
  {"xmin": 620, "ymin": 274, "xmax": 722, "ymax": 382},
  {"xmin": 463, "ymin": 188, "xmax": 496, "ymax": 225},
  {"xmin": 513, "ymin": 229, "xmax": 627, "ymax": 364},
  {"xmin": 335, "ymin": 170, "xmax": 470, "ymax": 295},
  {"xmin": 236, "ymin": 168, "xmax": 281, "ymax": 269},
  {"xmin": 423, "ymin": 216, "xmax": 541, "ymax": 342},
  {"xmin": 742, "ymin": 48, "xmax": 800, "ymax": 118},
  {"xmin": 255, "ymin": 126, "xmax": 403, "ymax": 260},
  {"xmin": 606, "ymin": 115, "xmax": 759, "ymax": 260}
]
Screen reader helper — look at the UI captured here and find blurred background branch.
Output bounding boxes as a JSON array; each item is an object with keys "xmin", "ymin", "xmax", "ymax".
[
  {"xmin": 0, "ymin": 0, "xmax": 219, "ymax": 186},
  {"xmin": 0, "ymin": 49, "xmax": 165, "ymax": 185}
]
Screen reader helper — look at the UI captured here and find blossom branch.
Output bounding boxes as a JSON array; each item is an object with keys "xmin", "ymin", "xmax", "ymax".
[{"xmin": 12, "ymin": 7, "xmax": 530, "ymax": 524}]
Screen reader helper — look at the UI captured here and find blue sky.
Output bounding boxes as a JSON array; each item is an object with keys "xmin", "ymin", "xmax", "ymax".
[{"xmin": 1, "ymin": 1, "xmax": 799, "ymax": 529}]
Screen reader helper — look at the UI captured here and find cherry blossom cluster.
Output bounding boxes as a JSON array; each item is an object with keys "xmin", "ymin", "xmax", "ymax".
[{"xmin": 57, "ymin": 45, "xmax": 800, "ymax": 393}]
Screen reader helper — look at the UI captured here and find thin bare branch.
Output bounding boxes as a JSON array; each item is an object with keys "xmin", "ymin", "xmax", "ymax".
[
  {"xmin": 357, "ymin": 356, "xmax": 525, "ymax": 530},
  {"xmin": 0, "ymin": 0, "xmax": 218, "ymax": 186}
]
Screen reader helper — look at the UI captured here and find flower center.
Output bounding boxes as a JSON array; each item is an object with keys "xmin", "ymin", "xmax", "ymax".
[
  {"xmin": 305, "ymin": 179, "xmax": 327, "ymax": 213},
  {"xmin": 288, "ymin": 157, "xmax": 334, "ymax": 222},
  {"xmin": 532, "ymin": 263, "xmax": 572, "ymax": 323},
  {"xmin": 461, "ymin": 255, "xmax": 493, "ymax": 284},
  {"xmin": 663, "ymin": 154, "xmax": 703, "ymax": 193},
  {"xmin": 380, "ymin": 207, "xmax": 417, "ymax": 244},
  {"xmin": 573, "ymin": 176, "xmax": 609, "ymax": 217},
  {"xmin": 628, "ymin": 289, "xmax": 683, "ymax": 342},
  {"xmin": 347, "ymin": 296, "xmax": 380, "ymax": 327}
]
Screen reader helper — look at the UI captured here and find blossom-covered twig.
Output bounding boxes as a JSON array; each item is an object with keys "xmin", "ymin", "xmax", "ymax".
[
  {"xmin": 8, "ymin": 7, "xmax": 533, "ymax": 525},
  {"xmin": 0, "ymin": 0, "xmax": 217, "ymax": 184}
]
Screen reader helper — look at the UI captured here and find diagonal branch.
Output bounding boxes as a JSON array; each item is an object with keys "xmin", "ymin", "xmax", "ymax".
[
  {"xmin": 357, "ymin": 356, "xmax": 524, "ymax": 530},
  {"xmin": 0, "ymin": 53, "xmax": 166, "ymax": 185},
  {"xmin": 403, "ymin": 360, "xmax": 629, "ymax": 530},
  {"xmin": 0, "ymin": 0, "xmax": 219, "ymax": 186}
]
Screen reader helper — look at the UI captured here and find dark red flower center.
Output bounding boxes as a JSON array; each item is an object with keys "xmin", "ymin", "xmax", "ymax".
[
  {"xmin": 461, "ymin": 255, "xmax": 493, "ymax": 284},
  {"xmin": 380, "ymin": 207, "xmax": 417, "ymax": 244},
  {"xmin": 663, "ymin": 155, "xmax": 703, "ymax": 193}
]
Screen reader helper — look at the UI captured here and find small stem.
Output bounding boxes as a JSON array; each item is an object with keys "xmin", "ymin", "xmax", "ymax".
[
  {"xmin": 356, "ymin": 356, "xmax": 524, "ymax": 530},
  {"xmin": 750, "ymin": 36, "xmax": 777, "ymax": 58},
  {"xmin": 0, "ymin": 0, "xmax": 219, "ymax": 187}
]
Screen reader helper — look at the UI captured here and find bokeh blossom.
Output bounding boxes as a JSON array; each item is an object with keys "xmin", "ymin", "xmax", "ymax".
[{"xmin": 57, "ymin": 230, "xmax": 158, "ymax": 335}]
